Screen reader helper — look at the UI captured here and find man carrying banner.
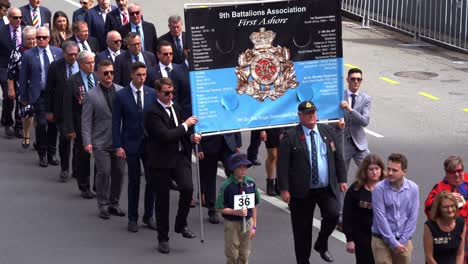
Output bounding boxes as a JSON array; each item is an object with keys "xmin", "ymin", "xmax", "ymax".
[{"xmin": 277, "ymin": 101, "xmax": 347, "ymax": 263}]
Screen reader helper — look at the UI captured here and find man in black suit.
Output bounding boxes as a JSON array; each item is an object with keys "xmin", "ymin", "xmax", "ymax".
[
  {"xmin": 45, "ymin": 40, "xmax": 80, "ymax": 182},
  {"xmin": 62, "ymin": 50, "xmax": 98, "ymax": 199},
  {"xmin": 118, "ymin": 3, "xmax": 157, "ymax": 54},
  {"xmin": 68, "ymin": 21, "xmax": 99, "ymax": 53},
  {"xmin": 277, "ymin": 101, "xmax": 347, "ymax": 264},
  {"xmin": 20, "ymin": 0, "xmax": 51, "ymax": 29},
  {"xmin": 72, "ymin": 0, "xmax": 93, "ymax": 23},
  {"xmin": 114, "ymin": 32, "xmax": 156, "ymax": 86},
  {"xmin": 104, "ymin": 0, "xmax": 128, "ymax": 34},
  {"xmin": 0, "ymin": 7, "xmax": 23, "ymax": 137},
  {"xmin": 85, "ymin": 0, "xmax": 116, "ymax": 50},
  {"xmin": 95, "ymin": 30, "xmax": 123, "ymax": 65},
  {"xmin": 144, "ymin": 77, "xmax": 200, "ymax": 254},
  {"xmin": 157, "ymin": 15, "xmax": 186, "ymax": 65}
]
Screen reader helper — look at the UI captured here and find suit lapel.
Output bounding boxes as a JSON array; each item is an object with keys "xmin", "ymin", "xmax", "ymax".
[{"xmin": 296, "ymin": 125, "xmax": 311, "ymax": 168}]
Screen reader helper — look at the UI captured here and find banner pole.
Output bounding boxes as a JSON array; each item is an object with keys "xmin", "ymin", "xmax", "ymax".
[{"xmin": 194, "ymin": 144, "xmax": 205, "ymax": 243}]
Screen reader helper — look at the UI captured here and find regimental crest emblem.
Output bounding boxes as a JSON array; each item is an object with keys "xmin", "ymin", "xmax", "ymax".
[{"xmin": 235, "ymin": 27, "xmax": 299, "ymax": 101}]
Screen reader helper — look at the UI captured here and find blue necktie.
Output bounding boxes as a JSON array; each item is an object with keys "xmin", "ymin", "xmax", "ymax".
[
  {"xmin": 310, "ymin": 131, "xmax": 319, "ymax": 185},
  {"xmin": 43, "ymin": 49, "xmax": 50, "ymax": 72}
]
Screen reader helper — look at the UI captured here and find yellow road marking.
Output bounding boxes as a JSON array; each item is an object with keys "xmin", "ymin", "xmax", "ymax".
[
  {"xmin": 344, "ymin": 63, "xmax": 359, "ymax": 69},
  {"xmin": 379, "ymin": 77, "xmax": 399, "ymax": 84},
  {"xmin": 419, "ymin": 92, "xmax": 440, "ymax": 100}
]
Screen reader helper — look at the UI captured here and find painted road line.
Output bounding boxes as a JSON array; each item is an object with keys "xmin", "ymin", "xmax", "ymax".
[
  {"xmin": 379, "ymin": 77, "xmax": 399, "ymax": 84},
  {"xmin": 344, "ymin": 63, "xmax": 359, "ymax": 69},
  {"xmin": 364, "ymin": 128, "xmax": 384, "ymax": 138},
  {"xmin": 419, "ymin": 92, "xmax": 440, "ymax": 100},
  {"xmin": 64, "ymin": 0, "xmax": 80, "ymax": 7},
  {"xmin": 191, "ymin": 156, "xmax": 347, "ymax": 243}
]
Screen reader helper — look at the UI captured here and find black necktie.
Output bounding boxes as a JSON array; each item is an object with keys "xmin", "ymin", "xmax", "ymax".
[
  {"xmin": 351, "ymin": 94, "xmax": 356, "ymax": 108},
  {"xmin": 134, "ymin": 54, "xmax": 139, "ymax": 62},
  {"xmin": 136, "ymin": 90, "xmax": 142, "ymax": 111},
  {"xmin": 310, "ymin": 131, "xmax": 319, "ymax": 185},
  {"xmin": 43, "ymin": 49, "xmax": 50, "ymax": 72},
  {"xmin": 165, "ymin": 66, "xmax": 172, "ymax": 78}
]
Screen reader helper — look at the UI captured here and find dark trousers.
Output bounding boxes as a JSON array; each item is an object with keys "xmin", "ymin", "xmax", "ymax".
[
  {"xmin": 150, "ymin": 152, "xmax": 193, "ymax": 242},
  {"xmin": 289, "ymin": 188, "xmax": 339, "ymax": 264},
  {"xmin": 354, "ymin": 232, "xmax": 374, "ymax": 264},
  {"xmin": 247, "ymin": 130, "xmax": 261, "ymax": 162},
  {"xmin": 126, "ymin": 153, "xmax": 154, "ymax": 222},
  {"xmin": 0, "ymin": 68, "xmax": 19, "ymax": 128},
  {"xmin": 199, "ymin": 148, "xmax": 231, "ymax": 213},
  {"xmin": 58, "ymin": 130, "xmax": 72, "ymax": 171},
  {"xmin": 72, "ymin": 133, "xmax": 91, "ymax": 191},
  {"xmin": 33, "ymin": 95, "xmax": 57, "ymax": 157}
]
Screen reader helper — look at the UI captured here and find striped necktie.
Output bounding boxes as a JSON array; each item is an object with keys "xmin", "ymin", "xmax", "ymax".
[
  {"xmin": 87, "ymin": 74, "xmax": 94, "ymax": 91},
  {"xmin": 81, "ymin": 41, "xmax": 88, "ymax": 51},
  {"xmin": 32, "ymin": 9, "xmax": 39, "ymax": 28},
  {"xmin": 12, "ymin": 29, "xmax": 17, "ymax": 47}
]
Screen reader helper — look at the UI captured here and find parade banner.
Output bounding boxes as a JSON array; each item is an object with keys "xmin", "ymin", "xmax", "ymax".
[{"xmin": 185, "ymin": 0, "xmax": 344, "ymax": 134}]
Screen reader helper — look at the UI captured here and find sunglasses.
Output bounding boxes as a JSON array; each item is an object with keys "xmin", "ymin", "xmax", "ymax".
[
  {"xmin": 66, "ymin": 52, "xmax": 78, "ymax": 56},
  {"xmin": 162, "ymin": 90, "xmax": 175, "ymax": 96},
  {"xmin": 129, "ymin": 11, "xmax": 140, "ymax": 16},
  {"xmin": 349, "ymin": 77, "xmax": 363, "ymax": 82},
  {"xmin": 113, "ymin": 40, "xmax": 122, "ymax": 44},
  {"xmin": 12, "ymin": 16, "xmax": 22, "ymax": 20},
  {"xmin": 162, "ymin": 52, "xmax": 173, "ymax": 56},
  {"xmin": 447, "ymin": 169, "xmax": 463, "ymax": 174},
  {"xmin": 36, "ymin": 36, "xmax": 48, "ymax": 40},
  {"xmin": 103, "ymin": 70, "xmax": 114, "ymax": 76}
]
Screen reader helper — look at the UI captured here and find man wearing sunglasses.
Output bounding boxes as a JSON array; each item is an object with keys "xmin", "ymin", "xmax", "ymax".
[
  {"xmin": 0, "ymin": 7, "xmax": 24, "ymax": 138},
  {"xmin": 113, "ymin": 61, "xmax": 156, "ymax": 232},
  {"xmin": 118, "ymin": 3, "xmax": 157, "ymax": 54},
  {"xmin": 82, "ymin": 59, "xmax": 125, "ymax": 220},
  {"xmin": 72, "ymin": 0, "xmax": 94, "ymax": 23},
  {"xmin": 19, "ymin": 0, "xmax": 51, "ymax": 29},
  {"xmin": 44, "ymin": 40, "xmax": 80, "ymax": 181},
  {"xmin": 96, "ymin": 30, "xmax": 124, "ymax": 65},
  {"xmin": 19, "ymin": 26, "xmax": 63, "ymax": 167},
  {"xmin": 85, "ymin": 0, "xmax": 116, "ymax": 50},
  {"xmin": 336, "ymin": 67, "xmax": 372, "ymax": 230}
]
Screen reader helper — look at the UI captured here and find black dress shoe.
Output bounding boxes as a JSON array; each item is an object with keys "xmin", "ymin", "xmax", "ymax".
[
  {"xmin": 175, "ymin": 226, "xmax": 196, "ymax": 239},
  {"xmin": 39, "ymin": 156, "xmax": 48, "ymax": 167},
  {"xmin": 208, "ymin": 212, "xmax": 220, "ymax": 224},
  {"xmin": 4, "ymin": 126, "xmax": 14, "ymax": 138},
  {"xmin": 315, "ymin": 249, "xmax": 334, "ymax": 263},
  {"xmin": 14, "ymin": 128, "xmax": 23, "ymax": 139},
  {"xmin": 158, "ymin": 241, "xmax": 170, "ymax": 254},
  {"xmin": 128, "ymin": 221, "xmax": 138, "ymax": 233},
  {"xmin": 59, "ymin": 170, "xmax": 69, "ymax": 182},
  {"xmin": 48, "ymin": 156, "xmax": 59, "ymax": 166},
  {"xmin": 143, "ymin": 217, "xmax": 157, "ymax": 230},
  {"xmin": 108, "ymin": 207, "xmax": 126, "ymax": 217},
  {"xmin": 81, "ymin": 190, "xmax": 95, "ymax": 199},
  {"xmin": 250, "ymin": 159, "xmax": 261, "ymax": 166},
  {"xmin": 99, "ymin": 207, "xmax": 110, "ymax": 220}
]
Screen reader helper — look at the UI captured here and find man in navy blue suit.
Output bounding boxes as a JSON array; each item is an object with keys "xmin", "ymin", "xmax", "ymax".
[
  {"xmin": 118, "ymin": 3, "xmax": 157, "ymax": 54},
  {"xmin": 112, "ymin": 61, "xmax": 156, "ymax": 233},
  {"xmin": 19, "ymin": 26, "xmax": 62, "ymax": 167},
  {"xmin": 0, "ymin": 7, "xmax": 23, "ymax": 138},
  {"xmin": 85, "ymin": 0, "xmax": 116, "ymax": 50},
  {"xmin": 95, "ymin": 30, "xmax": 123, "ymax": 65},
  {"xmin": 19, "ymin": 0, "xmax": 51, "ymax": 29},
  {"xmin": 72, "ymin": 0, "xmax": 93, "ymax": 23},
  {"xmin": 104, "ymin": 0, "xmax": 128, "ymax": 34}
]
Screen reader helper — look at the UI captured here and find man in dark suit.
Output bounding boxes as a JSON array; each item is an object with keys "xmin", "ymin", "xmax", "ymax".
[
  {"xmin": 62, "ymin": 50, "xmax": 97, "ymax": 199},
  {"xmin": 0, "ymin": 7, "xmax": 23, "ymax": 137},
  {"xmin": 112, "ymin": 61, "xmax": 156, "ymax": 232},
  {"xmin": 45, "ymin": 40, "xmax": 80, "ymax": 181},
  {"xmin": 0, "ymin": 0, "xmax": 10, "ymax": 27},
  {"xmin": 95, "ymin": 30, "xmax": 123, "ymax": 65},
  {"xmin": 118, "ymin": 3, "xmax": 157, "ymax": 54},
  {"xmin": 144, "ymin": 77, "xmax": 200, "ymax": 254},
  {"xmin": 85, "ymin": 0, "xmax": 116, "ymax": 50},
  {"xmin": 68, "ymin": 21, "xmax": 99, "ymax": 53},
  {"xmin": 157, "ymin": 15, "xmax": 186, "ymax": 65},
  {"xmin": 19, "ymin": 26, "xmax": 62, "ymax": 167},
  {"xmin": 277, "ymin": 101, "xmax": 347, "ymax": 263},
  {"xmin": 20, "ymin": 0, "xmax": 51, "ymax": 29},
  {"xmin": 198, "ymin": 133, "xmax": 241, "ymax": 224},
  {"xmin": 114, "ymin": 32, "xmax": 156, "ymax": 87},
  {"xmin": 104, "ymin": 0, "xmax": 128, "ymax": 34},
  {"xmin": 72, "ymin": 0, "xmax": 93, "ymax": 23},
  {"xmin": 82, "ymin": 59, "xmax": 125, "ymax": 219},
  {"xmin": 152, "ymin": 40, "xmax": 191, "ymax": 119}
]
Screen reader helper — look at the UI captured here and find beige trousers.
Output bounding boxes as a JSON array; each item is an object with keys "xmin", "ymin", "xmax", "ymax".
[
  {"xmin": 224, "ymin": 218, "xmax": 253, "ymax": 264},
  {"xmin": 371, "ymin": 236, "xmax": 413, "ymax": 264}
]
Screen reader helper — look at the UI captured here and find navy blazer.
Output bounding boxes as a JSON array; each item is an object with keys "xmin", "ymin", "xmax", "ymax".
[
  {"xmin": 118, "ymin": 21, "xmax": 158, "ymax": 54},
  {"xmin": 157, "ymin": 31, "xmax": 187, "ymax": 64},
  {"xmin": 104, "ymin": 8, "xmax": 124, "ymax": 34},
  {"xmin": 114, "ymin": 51, "xmax": 156, "ymax": 87},
  {"xmin": 20, "ymin": 5, "xmax": 51, "ymax": 28},
  {"xmin": 95, "ymin": 49, "xmax": 125, "ymax": 66},
  {"xmin": 85, "ymin": 5, "xmax": 117, "ymax": 50},
  {"xmin": 72, "ymin": 7, "xmax": 87, "ymax": 22},
  {"xmin": 0, "ymin": 25, "xmax": 24, "ymax": 68},
  {"xmin": 19, "ymin": 46, "xmax": 63, "ymax": 105},
  {"xmin": 112, "ymin": 85, "xmax": 155, "ymax": 154}
]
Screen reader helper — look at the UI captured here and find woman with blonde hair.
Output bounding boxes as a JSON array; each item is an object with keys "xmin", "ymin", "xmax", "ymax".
[
  {"xmin": 342, "ymin": 153, "xmax": 386, "ymax": 263},
  {"xmin": 424, "ymin": 190, "xmax": 465, "ymax": 264}
]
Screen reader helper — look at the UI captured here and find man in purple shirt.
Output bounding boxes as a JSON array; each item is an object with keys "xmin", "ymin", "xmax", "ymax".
[{"xmin": 371, "ymin": 153, "xmax": 419, "ymax": 264}]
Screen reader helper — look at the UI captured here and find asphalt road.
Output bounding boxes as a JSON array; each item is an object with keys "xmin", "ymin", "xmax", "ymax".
[{"xmin": 3, "ymin": 0, "xmax": 468, "ymax": 263}]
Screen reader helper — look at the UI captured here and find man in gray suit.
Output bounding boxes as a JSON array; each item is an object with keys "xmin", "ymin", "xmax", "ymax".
[
  {"xmin": 82, "ymin": 59, "xmax": 125, "ymax": 219},
  {"xmin": 337, "ymin": 68, "xmax": 371, "ymax": 229}
]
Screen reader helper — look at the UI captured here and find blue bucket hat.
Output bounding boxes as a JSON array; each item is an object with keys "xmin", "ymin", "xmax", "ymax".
[{"xmin": 228, "ymin": 153, "xmax": 252, "ymax": 171}]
